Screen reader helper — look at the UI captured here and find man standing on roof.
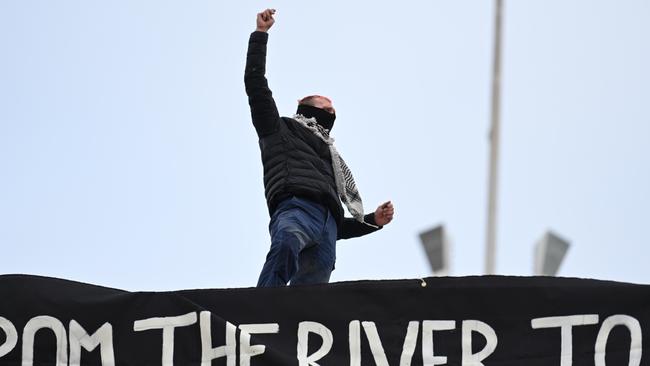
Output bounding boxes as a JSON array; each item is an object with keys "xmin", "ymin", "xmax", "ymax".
[{"xmin": 246, "ymin": 9, "xmax": 395, "ymax": 287}]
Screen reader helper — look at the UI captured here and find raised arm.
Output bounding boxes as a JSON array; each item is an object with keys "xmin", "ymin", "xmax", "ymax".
[{"xmin": 245, "ymin": 9, "xmax": 280, "ymax": 137}]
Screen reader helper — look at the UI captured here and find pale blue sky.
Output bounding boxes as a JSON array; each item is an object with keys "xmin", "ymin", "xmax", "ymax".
[{"xmin": 1, "ymin": 1, "xmax": 648, "ymax": 290}]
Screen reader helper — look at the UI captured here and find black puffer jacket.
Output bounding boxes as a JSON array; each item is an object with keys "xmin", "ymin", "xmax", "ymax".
[{"xmin": 245, "ymin": 31, "xmax": 380, "ymax": 240}]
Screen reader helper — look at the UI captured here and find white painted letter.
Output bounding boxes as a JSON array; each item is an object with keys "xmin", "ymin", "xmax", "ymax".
[
  {"xmin": 349, "ymin": 321, "xmax": 361, "ymax": 366},
  {"xmin": 133, "ymin": 312, "xmax": 197, "ymax": 366},
  {"xmin": 22, "ymin": 315, "xmax": 68, "ymax": 366},
  {"xmin": 239, "ymin": 323, "xmax": 279, "ymax": 366},
  {"xmin": 200, "ymin": 311, "xmax": 236, "ymax": 366},
  {"xmin": 0, "ymin": 317, "xmax": 17, "ymax": 359},
  {"xmin": 531, "ymin": 314, "xmax": 599, "ymax": 366},
  {"xmin": 399, "ymin": 321, "xmax": 420, "ymax": 366},
  {"xmin": 361, "ymin": 321, "xmax": 389, "ymax": 366},
  {"xmin": 594, "ymin": 315, "xmax": 642, "ymax": 366},
  {"xmin": 422, "ymin": 320, "xmax": 455, "ymax": 366},
  {"xmin": 462, "ymin": 320, "xmax": 498, "ymax": 366},
  {"xmin": 350, "ymin": 320, "xmax": 419, "ymax": 366},
  {"xmin": 297, "ymin": 321, "xmax": 333, "ymax": 366},
  {"xmin": 69, "ymin": 320, "xmax": 115, "ymax": 366}
]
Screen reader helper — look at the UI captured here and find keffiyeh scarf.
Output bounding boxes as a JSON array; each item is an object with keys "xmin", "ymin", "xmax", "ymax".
[{"xmin": 292, "ymin": 114, "xmax": 376, "ymax": 227}]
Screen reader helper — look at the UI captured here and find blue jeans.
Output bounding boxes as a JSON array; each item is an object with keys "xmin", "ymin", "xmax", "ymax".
[{"xmin": 257, "ymin": 196, "xmax": 337, "ymax": 287}]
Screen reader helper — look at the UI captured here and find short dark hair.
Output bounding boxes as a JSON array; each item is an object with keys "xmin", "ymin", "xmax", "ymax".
[{"xmin": 298, "ymin": 95, "xmax": 332, "ymax": 106}]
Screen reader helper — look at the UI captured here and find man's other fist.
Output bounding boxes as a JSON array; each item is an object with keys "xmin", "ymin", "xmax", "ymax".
[
  {"xmin": 374, "ymin": 201, "xmax": 395, "ymax": 226},
  {"xmin": 256, "ymin": 9, "xmax": 276, "ymax": 32}
]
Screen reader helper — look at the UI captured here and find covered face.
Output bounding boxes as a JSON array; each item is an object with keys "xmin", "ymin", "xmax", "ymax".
[{"xmin": 296, "ymin": 95, "xmax": 336, "ymax": 131}]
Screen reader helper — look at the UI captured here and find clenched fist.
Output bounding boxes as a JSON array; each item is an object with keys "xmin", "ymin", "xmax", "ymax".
[
  {"xmin": 374, "ymin": 201, "xmax": 395, "ymax": 226},
  {"xmin": 256, "ymin": 9, "xmax": 276, "ymax": 32}
]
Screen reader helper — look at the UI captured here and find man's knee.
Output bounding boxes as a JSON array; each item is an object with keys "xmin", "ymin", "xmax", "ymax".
[{"xmin": 272, "ymin": 220, "xmax": 310, "ymax": 249}]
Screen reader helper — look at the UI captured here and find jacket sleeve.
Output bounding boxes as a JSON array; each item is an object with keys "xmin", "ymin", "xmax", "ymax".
[
  {"xmin": 244, "ymin": 31, "xmax": 280, "ymax": 137},
  {"xmin": 337, "ymin": 213, "xmax": 383, "ymax": 240}
]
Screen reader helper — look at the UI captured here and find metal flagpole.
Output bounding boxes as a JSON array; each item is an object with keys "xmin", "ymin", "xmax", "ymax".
[{"xmin": 485, "ymin": 0, "xmax": 503, "ymax": 275}]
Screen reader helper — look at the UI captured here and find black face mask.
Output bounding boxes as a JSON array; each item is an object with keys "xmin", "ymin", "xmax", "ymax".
[{"xmin": 296, "ymin": 104, "xmax": 336, "ymax": 131}]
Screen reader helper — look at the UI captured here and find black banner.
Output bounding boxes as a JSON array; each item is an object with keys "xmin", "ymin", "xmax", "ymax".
[{"xmin": 0, "ymin": 274, "xmax": 648, "ymax": 365}]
